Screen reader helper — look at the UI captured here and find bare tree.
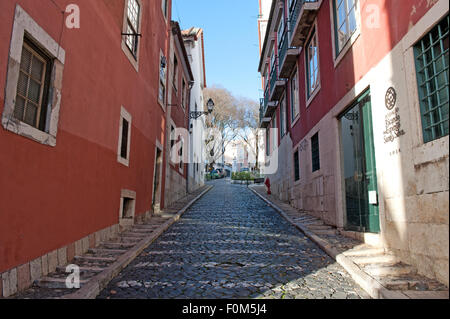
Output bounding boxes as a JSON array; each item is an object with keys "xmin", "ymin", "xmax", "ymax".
[
  {"xmin": 203, "ymin": 86, "xmax": 242, "ymax": 170},
  {"xmin": 236, "ymin": 97, "xmax": 263, "ymax": 171}
]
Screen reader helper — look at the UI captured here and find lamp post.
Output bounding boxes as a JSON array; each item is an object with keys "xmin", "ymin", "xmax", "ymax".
[{"xmin": 189, "ymin": 98, "xmax": 215, "ymax": 119}]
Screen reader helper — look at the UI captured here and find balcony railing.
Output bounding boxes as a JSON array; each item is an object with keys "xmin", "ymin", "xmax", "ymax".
[
  {"xmin": 269, "ymin": 63, "xmax": 278, "ymax": 98},
  {"xmin": 289, "ymin": 0, "xmax": 320, "ymax": 47},
  {"xmin": 278, "ymin": 27, "xmax": 288, "ymax": 70}
]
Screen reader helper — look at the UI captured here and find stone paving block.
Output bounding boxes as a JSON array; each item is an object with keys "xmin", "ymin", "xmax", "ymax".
[
  {"xmin": 67, "ymin": 243, "xmax": 75, "ymax": 263},
  {"xmin": 2, "ymin": 272, "xmax": 10, "ymax": 298}
]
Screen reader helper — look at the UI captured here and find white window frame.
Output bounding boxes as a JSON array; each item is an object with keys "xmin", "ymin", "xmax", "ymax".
[
  {"xmin": 121, "ymin": 0, "xmax": 143, "ymax": 72},
  {"xmin": 305, "ymin": 21, "xmax": 321, "ymax": 107},
  {"xmin": 290, "ymin": 68, "xmax": 300, "ymax": 126},
  {"xmin": 158, "ymin": 50, "xmax": 167, "ymax": 109},
  {"xmin": 161, "ymin": 0, "xmax": 169, "ymax": 20},
  {"xmin": 330, "ymin": 0, "xmax": 361, "ymax": 67},
  {"xmin": 2, "ymin": 5, "xmax": 65, "ymax": 147},
  {"xmin": 117, "ymin": 106, "xmax": 132, "ymax": 167}
]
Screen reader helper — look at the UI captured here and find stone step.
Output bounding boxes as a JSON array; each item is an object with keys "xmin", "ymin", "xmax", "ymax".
[
  {"xmin": 306, "ymin": 225, "xmax": 333, "ymax": 230},
  {"xmin": 73, "ymin": 256, "xmax": 117, "ymax": 263},
  {"xmin": 311, "ymin": 229, "xmax": 336, "ymax": 235},
  {"xmin": 364, "ymin": 265, "xmax": 416, "ymax": 277},
  {"xmin": 88, "ymin": 248, "xmax": 127, "ymax": 255},
  {"xmin": 56, "ymin": 266, "xmax": 105, "ymax": 274},
  {"xmin": 100, "ymin": 242, "xmax": 136, "ymax": 249},
  {"xmin": 343, "ymin": 247, "xmax": 386, "ymax": 257},
  {"xmin": 350, "ymin": 254, "xmax": 401, "ymax": 265},
  {"xmin": 130, "ymin": 228, "xmax": 157, "ymax": 233},
  {"xmin": 121, "ymin": 232, "xmax": 148, "ymax": 238},
  {"xmin": 35, "ymin": 277, "xmax": 89, "ymax": 289},
  {"xmin": 299, "ymin": 221, "xmax": 324, "ymax": 227}
]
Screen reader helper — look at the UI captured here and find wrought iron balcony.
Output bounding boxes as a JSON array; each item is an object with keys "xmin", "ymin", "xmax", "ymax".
[
  {"xmin": 289, "ymin": 0, "xmax": 320, "ymax": 47},
  {"xmin": 259, "ymin": 98, "xmax": 270, "ymax": 128},
  {"xmin": 278, "ymin": 28, "xmax": 300, "ymax": 78},
  {"xmin": 268, "ymin": 57, "xmax": 286, "ymax": 101}
]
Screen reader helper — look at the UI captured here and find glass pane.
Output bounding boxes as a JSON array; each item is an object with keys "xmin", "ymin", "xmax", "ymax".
[
  {"xmin": 17, "ymin": 72, "xmax": 28, "ymax": 97},
  {"xmin": 28, "ymin": 78, "xmax": 41, "ymax": 104},
  {"xmin": 24, "ymin": 102, "xmax": 37, "ymax": 126},
  {"xmin": 14, "ymin": 95, "xmax": 25, "ymax": 120},
  {"xmin": 348, "ymin": 7, "xmax": 357, "ymax": 33},
  {"xmin": 20, "ymin": 47, "xmax": 32, "ymax": 73},
  {"xmin": 439, "ymin": 87, "xmax": 449, "ymax": 104},
  {"xmin": 31, "ymin": 57, "xmax": 44, "ymax": 81}
]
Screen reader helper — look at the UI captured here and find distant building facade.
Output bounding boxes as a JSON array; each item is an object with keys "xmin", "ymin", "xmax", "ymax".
[{"xmin": 182, "ymin": 27, "xmax": 207, "ymax": 192}]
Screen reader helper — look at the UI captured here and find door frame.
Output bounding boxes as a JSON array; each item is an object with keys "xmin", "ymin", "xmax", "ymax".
[
  {"xmin": 338, "ymin": 88, "xmax": 380, "ymax": 233},
  {"xmin": 152, "ymin": 141, "xmax": 164, "ymax": 213}
]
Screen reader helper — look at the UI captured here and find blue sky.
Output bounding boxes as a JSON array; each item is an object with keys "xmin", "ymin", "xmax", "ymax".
[{"xmin": 172, "ymin": 0, "xmax": 262, "ymax": 102}]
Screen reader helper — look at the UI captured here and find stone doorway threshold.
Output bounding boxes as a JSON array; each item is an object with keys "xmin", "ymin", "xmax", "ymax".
[
  {"xmin": 249, "ymin": 185, "xmax": 448, "ymax": 299},
  {"xmin": 10, "ymin": 185, "xmax": 213, "ymax": 299}
]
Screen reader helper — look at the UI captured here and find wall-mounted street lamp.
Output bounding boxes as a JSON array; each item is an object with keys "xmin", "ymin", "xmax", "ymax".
[{"xmin": 189, "ymin": 98, "xmax": 215, "ymax": 119}]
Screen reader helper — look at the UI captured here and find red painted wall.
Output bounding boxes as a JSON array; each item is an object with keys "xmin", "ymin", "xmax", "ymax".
[
  {"xmin": 288, "ymin": 0, "xmax": 436, "ymax": 147},
  {"xmin": 0, "ymin": 0, "xmax": 172, "ymax": 273}
]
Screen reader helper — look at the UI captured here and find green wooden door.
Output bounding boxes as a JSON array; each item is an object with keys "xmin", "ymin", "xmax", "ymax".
[{"xmin": 340, "ymin": 90, "xmax": 380, "ymax": 233}]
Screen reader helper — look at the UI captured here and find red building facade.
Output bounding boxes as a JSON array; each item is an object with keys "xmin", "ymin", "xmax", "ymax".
[
  {"xmin": 0, "ymin": 0, "xmax": 189, "ymax": 296},
  {"xmin": 259, "ymin": 0, "xmax": 449, "ymax": 285}
]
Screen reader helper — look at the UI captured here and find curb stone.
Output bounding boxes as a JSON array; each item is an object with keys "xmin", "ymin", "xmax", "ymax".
[
  {"xmin": 61, "ymin": 185, "xmax": 213, "ymax": 299},
  {"xmin": 248, "ymin": 186, "xmax": 435, "ymax": 300}
]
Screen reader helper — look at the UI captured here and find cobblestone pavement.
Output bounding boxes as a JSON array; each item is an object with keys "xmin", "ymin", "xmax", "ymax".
[{"xmin": 97, "ymin": 179, "xmax": 369, "ymax": 299}]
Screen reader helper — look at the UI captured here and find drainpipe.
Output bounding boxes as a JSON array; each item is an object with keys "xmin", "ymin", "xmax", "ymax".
[{"xmin": 186, "ymin": 80, "xmax": 195, "ymax": 194}]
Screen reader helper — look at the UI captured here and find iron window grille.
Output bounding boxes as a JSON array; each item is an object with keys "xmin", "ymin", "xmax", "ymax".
[
  {"xmin": 294, "ymin": 150, "xmax": 300, "ymax": 181},
  {"xmin": 414, "ymin": 15, "xmax": 449, "ymax": 143},
  {"xmin": 311, "ymin": 132, "xmax": 320, "ymax": 172}
]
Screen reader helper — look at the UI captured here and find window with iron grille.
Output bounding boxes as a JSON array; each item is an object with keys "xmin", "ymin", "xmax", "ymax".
[
  {"xmin": 173, "ymin": 54, "xmax": 178, "ymax": 90},
  {"xmin": 118, "ymin": 107, "xmax": 132, "ymax": 166},
  {"xmin": 311, "ymin": 132, "xmax": 320, "ymax": 172},
  {"xmin": 333, "ymin": 0, "xmax": 358, "ymax": 56},
  {"xmin": 182, "ymin": 79, "xmax": 186, "ymax": 108},
  {"xmin": 159, "ymin": 53, "xmax": 167, "ymax": 104},
  {"xmin": 14, "ymin": 37, "xmax": 52, "ymax": 131},
  {"xmin": 125, "ymin": 0, "xmax": 140, "ymax": 57},
  {"xmin": 306, "ymin": 28, "xmax": 320, "ymax": 99},
  {"xmin": 280, "ymin": 96, "xmax": 287, "ymax": 137},
  {"xmin": 120, "ymin": 118, "xmax": 129, "ymax": 159},
  {"xmin": 414, "ymin": 15, "xmax": 449, "ymax": 143},
  {"xmin": 294, "ymin": 149, "xmax": 300, "ymax": 181}
]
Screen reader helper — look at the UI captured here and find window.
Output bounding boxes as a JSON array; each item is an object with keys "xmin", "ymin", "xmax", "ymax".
[
  {"xmin": 414, "ymin": 15, "xmax": 449, "ymax": 143},
  {"xmin": 333, "ymin": 0, "xmax": 358, "ymax": 55},
  {"xmin": 311, "ymin": 132, "xmax": 320, "ymax": 172},
  {"xmin": 179, "ymin": 140, "xmax": 184, "ymax": 171},
  {"xmin": 170, "ymin": 125, "xmax": 175, "ymax": 151},
  {"xmin": 290, "ymin": 70, "xmax": 300, "ymax": 122},
  {"xmin": 159, "ymin": 53, "xmax": 167, "ymax": 104},
  {"xmin": 162, "ymin": 0, "xmax": 169, "ymax": 18},
  {"xmin": 173, "ymin": 54, "xmax": 178, "ymax": 90},
  {"xmin": 182, "ymin": 79, "xmax": 186, "ymax": 108},
  {"xmin": 14, "ymin": 37, "xmax": 52, "ymax": 131},
  {"xmin": 294, "ymin": 149, "xmax": 300, "ymax": 181},
  {"xmin": 280, "ymin": 97, "xmax": 287, "ymax": 137},
  {"xmin": 306, "ymin": 28, "xmax": 320, "ymax": 99},
  {"xmin": 118, "ymin": 107, "xmax": 132, "ymax": 166},
  {"xmin": 277, "ymin": 11, "xmax": 284, "ymax": 48},
  {"xmin": 125, "ymin": 0, "xmax": 141, "ymax": 57},
  {"xmin": 266, "ymin": 129, "xmax": 270, "ymax": 156},
  {"xmin": 2, "ymin": 5, "xmax": 65, "ymax": 147},
  {"xmin": 119, "ymin": 189, "xmax": 136, "ymax": 227},
  {"xmin": 120, "ymin": 118, "xmax": 129, "ymax": 159}
]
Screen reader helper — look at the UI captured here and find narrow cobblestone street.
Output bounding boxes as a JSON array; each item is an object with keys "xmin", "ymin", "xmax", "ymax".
[{"xmin": 97, "ymin": 179, "xmax": 368, "ymax": 299}]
